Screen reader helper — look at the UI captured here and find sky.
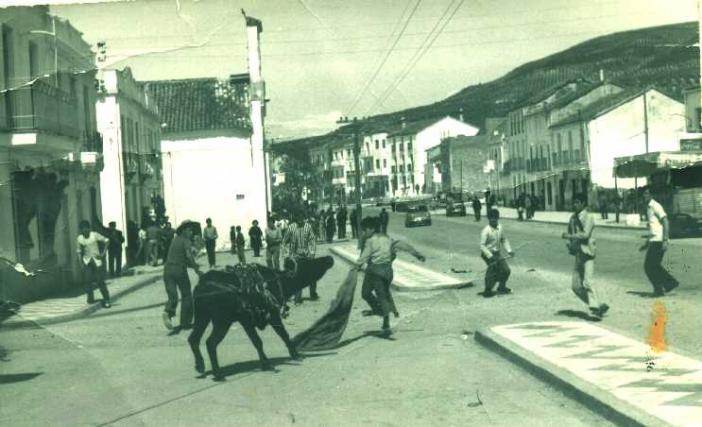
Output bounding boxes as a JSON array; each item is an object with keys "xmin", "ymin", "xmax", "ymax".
[{"xmin": 5, "ymin": 0, "xmax": 698, "ymax": 139}]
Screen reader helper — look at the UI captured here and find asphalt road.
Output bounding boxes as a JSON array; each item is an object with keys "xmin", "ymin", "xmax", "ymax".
[{"xmin": 0, "ymin": 245, "xmax": 621, "ymax": 426}]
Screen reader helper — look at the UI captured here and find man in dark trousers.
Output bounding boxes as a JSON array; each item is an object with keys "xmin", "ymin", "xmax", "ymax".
[
  {"xmin": 162, "ymin": 221, "xmax": 202, "ymax": 331},
  {"xmin": 203, "ymin": 218, "xmax": 218, "ymax": 268},
  {"xmin": 77, "ymin": 220, "xmax": 111, "ymax": 308},
  {"xmin": 249, "ymin": 220, "xmax": 263, "ymax": 257},
  {"xmin": 479, "ymin": 209, "xmax": 514, "ymax": 297},
  {"xmin": 640, "ymin": 187, "xmax": 679, "ymax": 297},
  {"xmin": 472, "ymin": 196, "xmax": 482, "ymax": 221},
  {"xmin": 336, "ymin": 205, "xmax": 348, "ymax": 239},
  {"xmin": 517, "ymin": 192, "xmax": 526, "ymax": 221},
  {"xmin": 106, "ymin": 221, "xmax": 124, "ymax": 277},
  {"xmin": 235, "ymin": 226, "xmax": 246, "ymax": 264},
  {"xmin": 146, "ymin": 221, "xmax": 161, "ymax": 266},
  {"xmin": 325, "ymin": 208, "xmax": 336, "ymax": 243},
  {"xmin": 350, "ymin": 207, "xmax": 358, "ymax": 238},
  {"xmin": 379, "ymin": 208, "xmax": 389, "ymax": 233}
]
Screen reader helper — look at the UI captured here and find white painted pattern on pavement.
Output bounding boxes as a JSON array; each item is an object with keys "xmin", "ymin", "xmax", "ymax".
[{"xmin": 492, "ymin": 321, "xmax": 702, "ymax": 427}]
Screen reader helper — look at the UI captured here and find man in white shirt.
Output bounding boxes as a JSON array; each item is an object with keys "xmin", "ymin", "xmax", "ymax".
[
  {"xmin": 480, "ymin": 209, "xmax": 515, "ymax": 297},
  {"xmin": 76, "ymin": 220, "xmax": 111, "ymax": 307},
  {"xmin": 640, "ymin": 187, "xmax": 679, "ymax": 297}
]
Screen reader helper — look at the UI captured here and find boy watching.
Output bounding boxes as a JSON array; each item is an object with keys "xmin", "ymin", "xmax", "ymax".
[{"xmin": 480, "ymin": 209, "xmax": 515, "ymax": 297}]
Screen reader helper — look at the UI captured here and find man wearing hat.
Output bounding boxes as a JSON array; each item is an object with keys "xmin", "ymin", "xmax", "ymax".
[{"xmin": 162, "ymin": 220, "xmax": 203, "ymax": 331}]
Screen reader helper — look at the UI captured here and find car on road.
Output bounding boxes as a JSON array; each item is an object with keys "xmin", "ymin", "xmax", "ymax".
[
  {"xmin": 445, "ymin": 201, "xmax": 467, "ymax": 217},
  {"xmin": 405, "ymin": 204, "xmax": 432, "ymax": 227},
  {"xmin": 395, "ymin": 201, "xmax": 411, "ymax": 212}
]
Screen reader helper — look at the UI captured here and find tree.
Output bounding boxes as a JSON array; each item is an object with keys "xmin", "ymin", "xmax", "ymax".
[{"xmin": 271, "ymin": 154, "xmax": 323, "ymax": 219}]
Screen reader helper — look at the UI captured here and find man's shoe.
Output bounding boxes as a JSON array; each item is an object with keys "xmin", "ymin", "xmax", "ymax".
[
  {"xmin": 665, "ymin": 283, "xmax": 679, "ymax": 293},
  {"xmin": 652, "ymin": 290, "xmax": 665, "ymax": 298},
  {"xmin": 482, "ymin": 291, "xmax": 496, "ymax": 298},
  {"xmin": 102, "ymin": 301, "xmax": 112, "ymax": 309},
  {"xmin": 362, "ymin": 309, "xmax": 382, "ymax": 317},
  {"xmin": 162, "ymin": 312, "xmax": 174, "ymax": 330},
  {"xmin": 496, "ymin": 287, "xmax": 512, "ymax": 295},
  {"xmin": 598, "ymin": 304, "xmax": 610, "ymax": 316},
  {"xmin": 309, "ymin": 293, "xmax": 320, "ymax": 301}
]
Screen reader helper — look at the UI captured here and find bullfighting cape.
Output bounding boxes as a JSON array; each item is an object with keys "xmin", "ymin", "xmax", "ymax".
[{"xmin": 291, "ymin": 269, "xmax": 358, "ymax": 351}]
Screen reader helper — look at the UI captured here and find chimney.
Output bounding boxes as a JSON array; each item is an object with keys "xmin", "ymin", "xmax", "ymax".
[
  {"xmin": 401, "ymin": 116, "xmax": 406, "ymax": 129},
  {"xmin": 459, "ymin": 107, "xmax": 464, "ymax": 122},
  {"xmin": 599, "ymin": 69, "xmax": 605, "ymax": 82}
]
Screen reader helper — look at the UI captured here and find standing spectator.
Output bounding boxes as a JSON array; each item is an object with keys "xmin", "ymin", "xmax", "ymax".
[
  {"xmin": 249, "ymin": 220, "xmax": 263, "ymax": 257},
  {"xmin": 562, "ymin": 193, "xmax": 609, "ymax": 318},
  {"xmin": 203, "ymin": 218, "xmax": 218, "ymax": 268},
  {"xmin": 135, "ymin": 224, "xmax": 147, "ymax": 265},
  {"xmin": 283, "ymin": 214, "xmax": 318, "ymax": 303},
  {"xmin": 337, "ymin": 205, "xmax": 348, "ymax": 239},
  {"xmin": 350, "ymin": 207, "xmax": 359, "ymax": 238},
  {"xmin": 525, "ymin": 194, "xmax": 534, "ymax": 220},
  {"xmin": 379, "ymin": 208, "xmax": 389, "ymax": 234},
  {"xmin": 325, "ymin": 208, "xmax": 336, "ymax": 243},
  {"xmin": 598, "ymin": 191, "xmax": 609, "ymax": 220},
  {"xmin": 106, "ymin": 221, "xmax": 124, "ymax": 277},
  {"xmin": 484, "ymin": 190, "xmax": 492, "ymax": 214},
  {"xmin": 161, "ymin": 222, "xmax": 175, "ymax": 260},
  {"xmin": 472, "ymin": 197, "xmax": 482, "ymax": 221},
  {"xmin": 640, "ymin": 187, "xmax": 679, "ymax": 297},
  {"xmin": 162, "ymin": 221, "xmax": 202, "ymax": 331},
  {"xmin": 265, "ymin": 218, "xmax": 282, "ymax": 270},
  {"xmin": 76, "ymin": 220, "xmax": 111, "ymax": 308},
  {"xmin": 235, "ymin": 226, "xmax": 246, "ymax": 264},
  {"xmin": 390, "ymin": 197, "xmax": 397, "ymax": 212},
  {"xmin": 516, "ymin": 192, "xmax": 526, "ymax": 221},
  {"xmin": 318, "ymin": 209, "xmax": 327, "ymax": 242},
  {"xmin": 147, "ymin": 221, "xmax": 161, "ymax": 266},
  {"xmin": 479, "ymin": 209, "xmax": 514, "ymax": 297},
  {"xmin": 229, "ymin": 226, "xmax": 237, "ymax": 255}
]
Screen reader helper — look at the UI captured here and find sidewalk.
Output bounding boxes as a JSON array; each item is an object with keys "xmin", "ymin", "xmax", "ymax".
[
  {"xmin": 1, "ymin": 265, "xmax": 164, "ymax": 330},
  {"xmin": 477, "ymin": 321, "xmax": 702, "ymax": 427},
  {"xmin": 329, "ymin": 243, "xmax": 473, "ymax": 291},
  {"xmin": 432, "ymin": 206, "xmax": 646, "ymax": 230}
]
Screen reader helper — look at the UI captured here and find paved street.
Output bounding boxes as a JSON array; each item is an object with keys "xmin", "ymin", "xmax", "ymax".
[{"xmin": 4, "ymin": 247, "xmax": 610, "ymax": 426}]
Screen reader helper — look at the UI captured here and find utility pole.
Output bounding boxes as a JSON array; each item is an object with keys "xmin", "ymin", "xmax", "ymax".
[{"xmin": 643, "ymin": 89, "xmax": 649, "ymax": 154}]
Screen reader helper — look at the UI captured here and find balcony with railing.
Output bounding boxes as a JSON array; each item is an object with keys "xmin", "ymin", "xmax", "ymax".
[{"xmin": 0, "ymin": 78, "xmax": 80, "ymax": 141}]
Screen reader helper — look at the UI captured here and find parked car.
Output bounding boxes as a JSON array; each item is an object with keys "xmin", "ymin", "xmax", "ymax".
[
  {"xmin": 395, "ymin": 201, "xmax": 411, "ymax": 212},
  {"xmin": 446, "ymin": 201, "xmax": 467, "ymax": 217},
  {"xmin": 405, "ymin": 205, "xmax": 432, "ymax": 227}
]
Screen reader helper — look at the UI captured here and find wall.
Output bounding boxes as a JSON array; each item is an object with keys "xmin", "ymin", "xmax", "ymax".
[{"xmin": 161, "ymin": 135, "xmax": 267, "ymax": 250}]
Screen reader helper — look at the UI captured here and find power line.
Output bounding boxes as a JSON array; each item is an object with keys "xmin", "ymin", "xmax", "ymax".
[
  {"xmin": 367, "ymin": 0, "xmax": 465, "ymax": 115},
  {"xmin": 344, "ymin": 0, "xmax": 422, "ymax": 117}
]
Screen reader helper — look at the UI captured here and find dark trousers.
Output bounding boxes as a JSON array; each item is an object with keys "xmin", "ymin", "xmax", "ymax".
[
  {"xmin": 252, "ymin": 239, "xmax": 262, "ymax": 257},
  {"xmin": 148, "ymin": 239, "xmax": 159, "ymax": 266},
  {"xmin": 108, "ymin": 247, "xmax": 122, "ymax": 277},
  {"xmin": 205, "ymin": 239, "xmax": 216, "ymax": 267},
  {"xmin": 482, "ymin": 255, "xmax": 511, "ymax": 293},
  {"xmin": 163, "ymin": 265, "xmax": 192, "ymax": 327},
  {"xmin": 351, "ymin": 222, "xmax": 358, "ymax": 238},
  {"xmin": 517, "ymin": 207, "xmax": 524, "ymax": 221},
  {"xmin": 83, "ymin": 260, "xmax": 109, "ymax": 303},
  {"xmin": 473, "ymin": 207, "xmax": 481, "ymax": 221},
  {"xmin": 361, "ymin": 263, "xmax": 397, "ymax": 316},
  {"xmin": 600, "ymin": 206, "xmax": 608, "ymax": 220},
  {"xmin": 326, "ymin": 226, "xmax": 334, "ymax": 243},
  {"xmin": 644, "ymin": 242, "xmax": 679, "ymax": 293},
  {"xmin": 380, "ymin": 222, "xmax": 388, "ymax": 234},
  {"xmin": 338, "ymin": 221, "xmax": 346, "ymax": 238}
]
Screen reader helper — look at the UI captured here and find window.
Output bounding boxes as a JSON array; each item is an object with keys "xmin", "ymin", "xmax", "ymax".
[
  {"xmin": 408, "ymin": 141, "xmax": 413, "ymax": 151},
  {"xmin": 407, "ymin": 163, "xmax": 412, "ymax": 171},
  {"xmin": 383, "ymin": 159, "xmax": 387, "ymax": 167},
  {"xmin": 375, "ymin": 159, "xmax": 380, "ymax": 169},
  {"xmin": 399, "ymin": 165, "xmax": 404, "ymax": 172},
  {"xmin": 347, "ymin": 149, "xmax": 351, "ymax": 157},
  {"xmin": 391, "ymin": 166, "xmax": 396, "ymax": 173},
  {"xmin": 28, "ymin": 42, "xmax": 38, "ymax": 79},
  {"xmin": 382, "ymin": 140, "xmax": 386, "ymax": 148},
  {"xmin": 375, "ymin": 140, "xmax": 379, "ymax": 149}
]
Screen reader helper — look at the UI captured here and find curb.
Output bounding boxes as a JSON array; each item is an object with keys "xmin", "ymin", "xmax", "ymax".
[
  {"xmin": 329, "ymin": 246, "xmax": 473, "ymax": 292},
  {"xmin": 474, "ymin": 328, "xmax": 667, "ymax": 427},
  {"xmin": 1, "ymin": 273, "xmax": 162, "ymax": 330}
]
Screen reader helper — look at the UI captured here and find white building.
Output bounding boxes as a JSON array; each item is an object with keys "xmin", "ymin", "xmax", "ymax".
[
  {"xmin": 0, "ymin": 6, "xmax": 101, "ymax": 302},
  {"xmin": 96, "ymin": 67, "xmax": 162, "ymax": 265},
  {"xmin": 145, "ymin": 74, "xmax": 264, "ymax": 250},
  {"xmin": 387, "ymin": 116, "xmax": 479, "ymax": 196}
]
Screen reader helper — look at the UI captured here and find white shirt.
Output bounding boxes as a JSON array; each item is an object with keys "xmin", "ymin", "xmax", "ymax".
[
  {"xmin": 480, "ymin": 224, "xmax": 513, "ymax": 258},
  {"xmin": 77, "ymin": 232, "xmax": 109, "ymax": 267},
  {"xmin": 647, "ymin": 199, "xmax": 667, "ymax": 242}
]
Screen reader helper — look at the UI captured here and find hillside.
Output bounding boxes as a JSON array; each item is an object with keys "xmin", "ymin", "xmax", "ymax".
[{"xmin": 275, "ymin": 21, "xmax": 699, "ymax": 153}]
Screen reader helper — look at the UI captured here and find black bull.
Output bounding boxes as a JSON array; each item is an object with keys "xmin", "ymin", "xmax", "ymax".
[{"xmin": 188, "ymin": 256, "xmax": 334, "ymax": 380}]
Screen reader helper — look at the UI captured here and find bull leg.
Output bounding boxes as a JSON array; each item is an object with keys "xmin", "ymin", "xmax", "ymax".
[
  {"xmin": 188, "ymin": 313, "xmax": 210, "ymax": 374},
  {"xmin": 270, "ymin": 312, "xmax": 301, "ymax": 360},
  {"xmin": 241, "ymin": 322, "xmax": 272, "ymax": 371},
  {"xmin": 206, "ymin": 319, "xmax": 233, "ymax": 381}
]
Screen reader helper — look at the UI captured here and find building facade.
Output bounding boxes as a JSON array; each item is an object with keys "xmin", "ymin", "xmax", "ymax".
[
  {"xmin": 96, "ymin": 67, "xmax": 162, "ymax": 265},
  {"xmin": 0, "ymin": 6, "xmax": 101, "ymax": 302}
]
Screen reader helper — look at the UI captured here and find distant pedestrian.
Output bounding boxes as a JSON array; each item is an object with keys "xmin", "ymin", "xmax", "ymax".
[
  {"xmin": 484, "ymin": 190, "xmax": 492, "ymax": 214},
  {"xmin": 265, "ymin": 218, "xmax": 282, "ymax": 270},
  {"xmin": 598, "ymin": 191, "xmax": 609, "ymax": 220},
  {"xmin": 479, "ymin": 209, "xmax": 514, "ymax": 297},
  {"xmin": 350, "ymin": 207, "xmax": 359, "ymax": 238},
  {"xmin": 135, "ymin": 224, "xmax": 147, "ymax": 265},
  {"xmin": 517, "ymin": 193, "xmax": 526, "ymax": 221},
  {"xmin": 379, "ymin": 208, "xmax": 389, "ymax": 234},
  {"xmin": 283, "ymin": 214, "xmax": 317, "ymax": 304},
  {"xmin": 162, "ymin": 221, "xmax": 203, "ymax": 331},
  {"xmin": 235, "ymin": 226, "xmax": 246, "ymax": 264},
  {"xmin": 203, "ymin": 218, "xmax": 218, "ymax": 268},
  {"xmin": 562, "ymin": 193, "xmax": 609, "ymax": 318},
  {"xmin": 249, "ymin": 220, "xmax": 263, "ymax": 257},
  {"xmin": 337, "ymin": 205, "xmax": 348, "ymax": 239},
  {"xmin": 640, "ymin": 187, "xmax": 679, "ymax": 297},
  {"xmin": 76, "ymin": 220, "xmax": 111, "ymax": 308},
  {"xmin": 472, "ymin": 197, "xmax": 482, "ymax": 221},
  {"xmin": 525, "ymin": 194, "xmax": 534, "ymax": 220},
  {"xmin": 318, "ymin": 209, "xmax": 327, "ymax": 242},
  {"xmin": 147, "ymin": 221, "xmax": 161, "ymax": 266},
  {"xmin": 229, "ymin": 226, "xmax": 237, "ymax": 255},
  {"xmin": 106, "ymin": 221, "xmax": 124, "ymax": 277},
  {"xmin": 390, "ymin": 197, "xmax": 397, "ymax": 212},
  {"xmin": 355, "ymin": 216, "xmax": 425, "ymax": 335},
  {"xmin": 325, "ymin": 208, "xmax": 336, "ymax": 243}
]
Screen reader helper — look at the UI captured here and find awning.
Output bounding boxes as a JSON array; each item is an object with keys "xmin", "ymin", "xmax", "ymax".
[{"xmin": 614, "ymin": 151, "xmax": 702, "ymax": 178}]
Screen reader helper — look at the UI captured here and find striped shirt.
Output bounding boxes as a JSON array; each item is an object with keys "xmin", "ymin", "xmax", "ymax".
[{"xmin": 283, "ymin": 222, "xmax": 316, "ymax": 258}]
